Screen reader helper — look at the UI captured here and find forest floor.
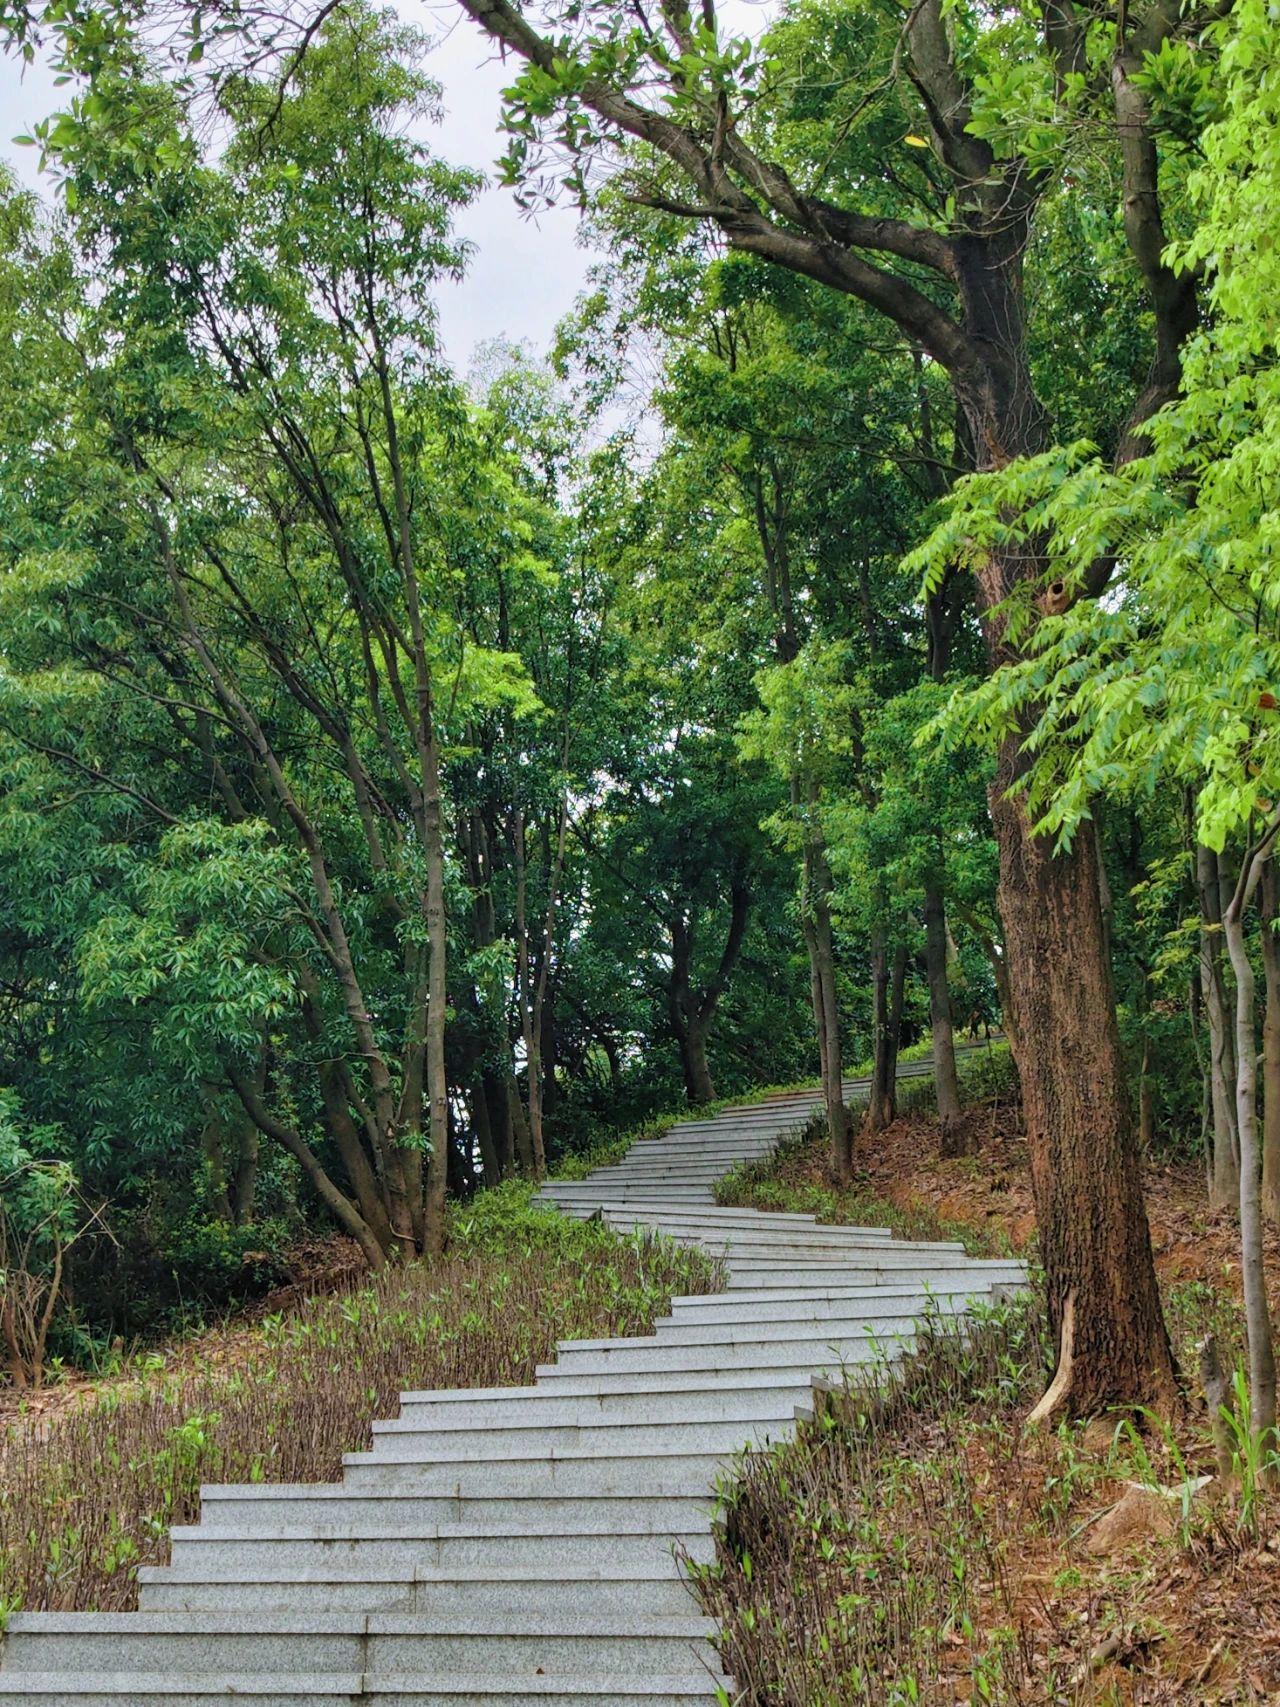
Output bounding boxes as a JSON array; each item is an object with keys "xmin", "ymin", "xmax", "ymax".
[{"xmin": 711, "ymin": 1080, "xmax": 1280, "ymax": 1706}]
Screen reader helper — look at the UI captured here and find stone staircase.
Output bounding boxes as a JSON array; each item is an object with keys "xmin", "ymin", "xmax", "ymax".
[{"xmin": 0, "ymin": 1069, "xmax": 1025, "ymax": 1704}]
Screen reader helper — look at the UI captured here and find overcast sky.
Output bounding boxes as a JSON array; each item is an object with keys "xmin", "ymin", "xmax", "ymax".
[
  {"xmin": 0, "ymin": 4, "xmax": 602, "ymax": 371},
  {"xmin": 0, "ymin": 3, "xmax": 776, "ymax": 373}
]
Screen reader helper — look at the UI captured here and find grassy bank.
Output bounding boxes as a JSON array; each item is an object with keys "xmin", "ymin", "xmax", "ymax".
[
  {"xmin": 714, "ymin": 1046, "xmax": 1018, "ymax": 1257},
  {"xmin": 0, "ymin": 1185, "xmax": 721, "ymax": 1618},
  {"xmin": 697, "ymin": 1274, "xmax": 1279, "ymax": 1705},
  {"xmin": 700, "ymin": 1049, "xmax": 1280, "ymax": 1704}
]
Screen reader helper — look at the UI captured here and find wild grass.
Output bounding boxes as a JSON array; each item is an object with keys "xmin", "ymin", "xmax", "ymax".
[
  {"xmin": 691, "ymin": 1297, "xmax": 1057, "ymax": 1706},
  {"xmin": 0, "ymin": 1184, "xmax": 721, "ymax": 1618},
  {"xmin": 695, "ymin": 1273, "xmax": 1276, "ymax": 1704}
]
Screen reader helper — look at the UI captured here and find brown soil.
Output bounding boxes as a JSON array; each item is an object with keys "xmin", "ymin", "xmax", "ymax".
[{"xmin": 757, "ymin": 1099, "xmax": 1280, "ymax": 1703}]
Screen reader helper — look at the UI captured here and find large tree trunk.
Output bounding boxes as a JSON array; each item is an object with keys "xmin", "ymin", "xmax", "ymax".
[
  {"xmin": 507, "ymin": 1066, "xmax": 536, "ymax": 1174},
  {"xmin": 813, "ymin": 867, "xmax": 852, "ymax": 1184},
  {"xmin": 471, "ymin": 1079, "xmax": 502, "ymax": 1184},
  {"xmin": 484, "ymin": 1067, "xmax": 516, "ymax": 1179},
  {"xmin": 959, "ymin": 243, "xmax": 1176, "ymax": 1416},
  {"xmin": 866, "ymin": 930, "xmax": 906, "ymax": 1132},
  {"xmin": 230, "ymin": 1114, "xmax": 259, "ymax": 1226},
  {"xmin": 1224, "ymin": 857, "xmax": 1278, "ymax": 1447},
  {"xmin": 924, "ymin": 873, "xmax": 964, "ymax": 1152},
  {"xmin": 421, "ymin": 722, "xmax": 450, "ymax": 1256},
  {"xmin": 1199, "ymin": 842, "xmax": 1241, "ymax": 1210},
  {"xmin": 1259, "ymin": 865, "xmax": 1280, "ymax": 1229},
  {"xmin": 512, "ymin": 808, "xmax": 547, "ymax": 1178},
  {"xmin": 866, "ymin": 925, "xmax": 894, "ymax": 1132},
  {"xmin": 989, "ymin": 763, "xmax": 1176, "ymax": 1416},
  {"xmin": 680, "ymin": 1022, "xmax": 716, "ymax": 1106}
]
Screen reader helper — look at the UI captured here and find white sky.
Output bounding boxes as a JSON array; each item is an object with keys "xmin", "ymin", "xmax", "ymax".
[
  {"xmin": 0, "ymin": 4, "xmax": 597, "ymax": 368},
  {"xmin": 0, "ymin": 2, "xmax": 774, "ymax": 370}
]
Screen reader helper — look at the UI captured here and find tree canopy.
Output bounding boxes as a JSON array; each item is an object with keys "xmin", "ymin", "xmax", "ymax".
[{"xmin": 0, "ymin": 0, "xmax": 1277, "ymax": 1433}]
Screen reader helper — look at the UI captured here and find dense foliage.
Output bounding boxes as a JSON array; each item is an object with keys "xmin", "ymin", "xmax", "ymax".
[{"xmin": 0, "ymin": 0, "xmax": 1276, "ymax": 1430}]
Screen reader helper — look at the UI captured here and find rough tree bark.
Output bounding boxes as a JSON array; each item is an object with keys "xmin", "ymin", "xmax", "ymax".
[
  {"xmin": 1198, "ymin": 842, "xmax": 1241, "ymax": 1209},
  {"xmin": 925, "ymin": 874, "xmax": 965, "ymax": 1150},
  {"xmin": 512, "ymin": 807, "xmax": 547, "ymax": 1176},
  {"xmin": 1223, "ymin": 833, "xmax": 1279, "ymax": 1448},
  {"xmin": 1261, "ymin": 864, "xmax": 1280, "ymax": 1229},
  {"xmin": 667, "ymin": 880, "xmax": 751, "ymax": 1107},
  {"xmin": 867, "ymin": 933, "xmax": 907, "ymax": 1133}
]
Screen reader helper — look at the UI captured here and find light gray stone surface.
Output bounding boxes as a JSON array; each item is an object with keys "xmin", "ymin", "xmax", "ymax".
[{"xmin": 0, "ymin": 1060, "xmax": 1024, "ymax": 1702}]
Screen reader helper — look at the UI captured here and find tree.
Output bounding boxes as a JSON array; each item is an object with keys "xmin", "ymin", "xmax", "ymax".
[
  {"xmin": 452, "ymin": 0, "xmax": 1194, "ymax": 1411},
  {"xmin": 909, "ymin": 0, "xmax": 1280, "ymax": 1442},
  {"xmin": 0, "ymin": 14, "xmax": 551, "ymax": 1263}
]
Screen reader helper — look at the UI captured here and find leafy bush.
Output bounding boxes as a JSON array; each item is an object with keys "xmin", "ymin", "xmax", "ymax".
[
  {"xmin": 0, "ymin": 1093, "xmax": 97, "ymax": 1390},
  {"xmin": 157, "ymin": 1215, "xmax": 293, "ymax": 1307}
]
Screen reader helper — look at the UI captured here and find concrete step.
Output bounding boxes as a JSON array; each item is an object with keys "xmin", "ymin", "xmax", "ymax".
[
  {"xmin": 380, "ymin": 1383, "xmax": 809, "ymax": 1429},
  {"xmin": 359, "ymin": 1415, "xmax": 792, "ymax": 1460},
  {"xmin": 722, "ymin": 1259, "xmax": 1025, "ymax": 1288},
  {"xmin": 194, "ymin": 1488, "xmax": 716, "ymax": 1531},
  {"xmin": 601, "ymin": 1218, "xmax": 894, "ymax": 1244},
  {"xmin": 559, "ymin": 1204, "xmax": 822, "ymax": 1225},
  {"xmin": 535, "ymin": 1359, "xmax": 898, "ymax": 1395},
  {"xmin": 664, "ymin": 1287, "xmax": 994, "ymax": 1326},
  {"xmin": 632, "ymin": 1236, "xmax": 914, "ymax": 1260},
  {"xmin": 340, "ymin": 1449, "xmax": 740, "ymax": 1496},
  {"xmin": 138, "ymin": 1567, "xmax": 702, "ymax": 1618},
  {"xmin": 542, "ymin": 1191, "xmax": 716, "ymax": 1207},
  {"xmin": 0, "ymin": 1675, "xmax": 728, "ymax": 1705},
  {"xmin": 574, "ymin": 1307, "xmax": 948, "ymax": 1347},
  {"xmin": 543, "ymin": 1330, "xmax": 911, "ymax": 1375},
  {"xmin": 2, "ymin": 1611, "xmax": 717, "ymax": 1675},
  {"xmin": 163, "ymin": 1525, "xmax": 718, "ymax": 1574}
]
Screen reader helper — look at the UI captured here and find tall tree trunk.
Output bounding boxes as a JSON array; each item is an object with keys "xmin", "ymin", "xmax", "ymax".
[
  {"xmin": 866, "ymin": 925, "xmax": 891, "ymax": 1131},
  {"xmin": 960, "ymin": 255, "xmax": 1177, "ymax": 1416},
  {"xmin": 532, "ymin": 794, "xmax": 570, "ymax": 1139},
  {"xmin": 512, "ymin": 808, "xmax": 547, "ymax": 1177},
  {"xmin": 796, "ymin": 777, "xmax": 852, "ymax": 1183},
  {"xmin": 471, "ymin": 1079, "xmax": 501, "ymax": 1184},
  {"xmin": 1224, "ymin": 847, "xmax": 1278, "ymax": 1449},
  {"xmin": 421, "ymin": 722, "xmax": 450, "ymax": 1256},
  {"xmin": 1199, "ymin": 842, "xmax": 1241, "ymax": 1210},
  {"xmin": 1261, "ymin": 865, "xmax": 1280, "ymax": 1230},
  {"xmin": 507, "ymin": 1067, "xmax": 536, "ymax": 1174},
  {"xmin": 681, "ymin": 1021, "xmax": 716, "ymax": 1106},
  {"xmin": 866, "ymin": 925, "xmax": 902, "ymax": 1133},
  {"xmin": 315, "ymin": 1061, "xmax": 398, "ymax": 1257},
  {"xmin": 812, "ymin": 868, "xmax": 852, "ymax": 1184},
  {"xmin": 924, "ymin": 874, "xmax": 964, "ymax": 1152},
  {"xmin": 231, "ymin": 1112, "xmax": 260, "ymax": 1226},
  {"xmin": 230, "ymin": 1064, "xmax": 388, "ymax": 1271},
  {"xmin": 539, "ymin": 991, "xmax": 559, "ymax": 1121},
  {"xmin": 484, "ymin": 1067, "xmax": 516, "ymax": 1179},
  {"xmin": 990, "ymin": 766, "xmax": 1176, "ymax": 1417}
]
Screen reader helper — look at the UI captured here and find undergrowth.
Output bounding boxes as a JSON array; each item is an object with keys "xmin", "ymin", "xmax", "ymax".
[
  {"xmin": 715, "ymin": 1045, "xmax": 1018, "ymax": 1258},
  {"xmin": 692, "ymin": 1297, "xmax": 1056, "ymax": 1706},
  {"xmin": 0, "ymin": 1184, "xmax": 721, "ymax": 1618},
  {"xmin": 696, "ymin": 1208, "xmax": 1277, "ymax": 1703}
]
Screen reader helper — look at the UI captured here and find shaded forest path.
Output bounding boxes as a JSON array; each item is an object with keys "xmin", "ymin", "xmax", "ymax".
[{"xmin": 0, "ymin": 1070, "xmax": 1025, "ymax": 1704}]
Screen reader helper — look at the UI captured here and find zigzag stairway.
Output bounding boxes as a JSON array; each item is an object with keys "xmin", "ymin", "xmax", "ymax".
[{"xmin": 0, "ymin": 1070, "xmax": 1024, "ymax": 1705}]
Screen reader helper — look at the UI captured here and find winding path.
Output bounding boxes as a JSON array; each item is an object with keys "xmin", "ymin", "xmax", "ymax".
[{"xmin": 0, "ymin": 1070, "xmax": 1024, "ymax": 1704}]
